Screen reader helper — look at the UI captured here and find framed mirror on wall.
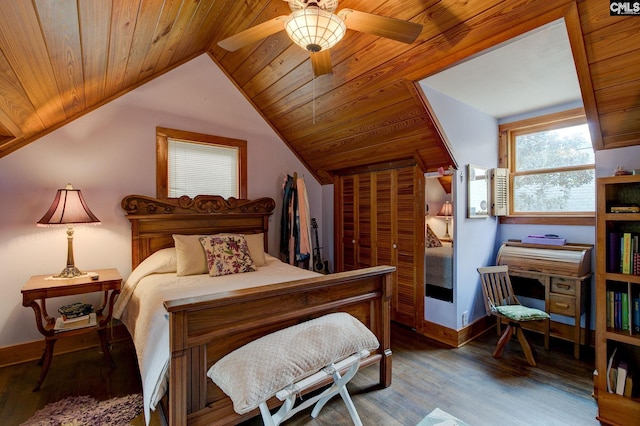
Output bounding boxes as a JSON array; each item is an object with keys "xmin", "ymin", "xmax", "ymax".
[{"xmin": 467, "ymin": 164, "xmax": 489, "ymax": 218}]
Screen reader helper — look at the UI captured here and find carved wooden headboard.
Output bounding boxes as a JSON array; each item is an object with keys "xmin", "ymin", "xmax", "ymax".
[{"xmin": 121, "ymin": 194, "xmax": 276, "ymax": 269}]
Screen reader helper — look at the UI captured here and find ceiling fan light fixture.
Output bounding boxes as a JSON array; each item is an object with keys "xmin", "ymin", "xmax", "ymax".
[{"xmin": 285, "ymin": 8, "xmax": 346, "ymax": 52}]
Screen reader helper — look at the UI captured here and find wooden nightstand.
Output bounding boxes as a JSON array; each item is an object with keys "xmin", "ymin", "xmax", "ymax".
[{"xmin": 21, "ymin": 268, "xmax": 122, "ymax": 391}]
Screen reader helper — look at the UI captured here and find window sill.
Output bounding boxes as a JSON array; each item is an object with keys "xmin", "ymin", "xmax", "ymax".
[{"xmin": 499, "ymin": 216, "xmax": 595, "ymax": 226}]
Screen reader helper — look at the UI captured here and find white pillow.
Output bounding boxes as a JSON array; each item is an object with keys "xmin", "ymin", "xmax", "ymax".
[
  {"xmin": 243, "ymin": 233, "xmax": 266, "ymax": 267},
  {"xmin": 207, "ymin": 312, "xmax": 379, "ymax": 415},
  {"xmin": 135, "ymin": 247, "xmax": 177, "ymax": 275},
  {"xmin": 173, "ymin": 234, "xmax": 208, "ymax": 276}
]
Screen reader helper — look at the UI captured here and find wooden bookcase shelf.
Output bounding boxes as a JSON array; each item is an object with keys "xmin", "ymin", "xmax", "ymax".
[{"xmin": 595, "ymin": 175, "xmax": 640, "ymax": 425}]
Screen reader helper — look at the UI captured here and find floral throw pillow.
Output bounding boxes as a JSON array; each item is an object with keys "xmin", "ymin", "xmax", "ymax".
[
  {"xmin": 199, "ymin": 234, "xmax": 256, "ymax": 277},
  {"xmin": 425, "ymin": 224, "xmax": 443, "ymax": 248}
]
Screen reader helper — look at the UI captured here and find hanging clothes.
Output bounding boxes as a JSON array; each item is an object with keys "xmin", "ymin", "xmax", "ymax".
[
  {"xmin": 296, "ymin": 176, "xmax": 312, "ymax": 263},
  {"xmin": 280, "ymin": 174, "xmax": 312, "ymax": 267}
]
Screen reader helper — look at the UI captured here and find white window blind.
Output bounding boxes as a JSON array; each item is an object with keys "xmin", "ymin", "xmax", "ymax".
[{"xmin": 168, "ymin": 139, "xmax": 239, "ymax": 198}]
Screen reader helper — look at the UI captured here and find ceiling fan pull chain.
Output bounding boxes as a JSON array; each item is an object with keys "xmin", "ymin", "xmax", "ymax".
[{"xmin": 312, "ymin": 73, "xmax": 316, "ymax": 125}]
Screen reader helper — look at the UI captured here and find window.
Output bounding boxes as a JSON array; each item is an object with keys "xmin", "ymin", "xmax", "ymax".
[
  {"xmin": 156, "ymin": 127, "xmax": 247, "ymax": 199},
  {"xmin": 499, "ymin": 108, "xmax": 595, "ymax": 223}
]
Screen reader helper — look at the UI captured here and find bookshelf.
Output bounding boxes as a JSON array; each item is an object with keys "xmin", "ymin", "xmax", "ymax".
[{"xmin": 596, "ymin": 174, "xmax": 640, "ymax": 425}]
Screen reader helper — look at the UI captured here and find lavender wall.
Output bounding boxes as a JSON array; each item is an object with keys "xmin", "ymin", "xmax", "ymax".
[{"xmin": 0, "ymin": 55, "xmax": 321, "ymax": 347}]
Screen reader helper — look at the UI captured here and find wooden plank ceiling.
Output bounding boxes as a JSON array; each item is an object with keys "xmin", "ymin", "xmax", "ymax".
[{"xmin": 0, "ymin": 0, "xmax": 638, "ymax": 184}]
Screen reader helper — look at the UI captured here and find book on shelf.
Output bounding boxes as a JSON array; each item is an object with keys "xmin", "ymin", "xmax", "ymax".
[
  {"xmin": 622, "ymin": 233, "xmax": 632, "ymax": 274},
  {"xmin": 607, "ymin": 232, "xmax": 640, "ymax": 275},
  {"xmin": 608, "ymin": 232, "xmax": 622, "ymax": 273},
  {"xmin": 608, "ymin": 290, "xmax": 635, "ymax": 332},
  {"xmin": 54, "ymin": 312, "xmax": 97, "ymax": 331},
  {"xmin": 634, "ymin": 297, "xmax": 640, "ymax": 333},
  {"xmin": 624, "ymin": 375, "xmax": 634, "ymax": 398},
  {"xmin": 607, "ymin": 347, "xmax": 618, "ymax": 393},
  {"xmin": 622, "ymin": 292, "xmax": 630, "ymax": 331},
  {"xmin": 614, "ymin": 292, "xmax": 622, "ymax": 330},
  {"xmin": 606, "ymin": 347, "xmax": 637, "ymax": 398},
  {"xmin": 616, "ymin": 359, "xmax": 629, "ymax": 395}
]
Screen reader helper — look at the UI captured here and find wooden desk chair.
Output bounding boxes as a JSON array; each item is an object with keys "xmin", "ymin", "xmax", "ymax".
[{"xmin": 477, "ymin": 265, "xmax": 550, "ymax": 366}]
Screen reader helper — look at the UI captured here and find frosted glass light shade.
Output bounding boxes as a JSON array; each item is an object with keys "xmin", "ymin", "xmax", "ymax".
[{"xmin": 285, "ymin": 8, "xmax": 346, "ymax": 52}]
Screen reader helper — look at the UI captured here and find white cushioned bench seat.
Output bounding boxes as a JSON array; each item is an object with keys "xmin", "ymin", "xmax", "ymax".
[{"xmin": 207, "ymin": 312, "xmax": 379, "ymax": 424}]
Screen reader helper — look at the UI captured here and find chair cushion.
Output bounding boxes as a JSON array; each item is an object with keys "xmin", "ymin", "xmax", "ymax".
[{"xmin": 495, "ymin": 305, "xmax": 550, "ymax": 321}]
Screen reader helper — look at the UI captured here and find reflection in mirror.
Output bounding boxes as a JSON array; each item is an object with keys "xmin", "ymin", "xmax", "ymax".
[
  {"xmin": 467, "ymin": 164, "xmax": 489, "ymax": 218},
  {"xmin": 424, "ymin": 174, "xmax": 454, "ymax": 302}
]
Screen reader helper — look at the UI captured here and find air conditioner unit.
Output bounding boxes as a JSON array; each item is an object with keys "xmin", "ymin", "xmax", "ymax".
[{"xmin": 490, "ymin": 168, "xmax": 509, "ymax": 216}]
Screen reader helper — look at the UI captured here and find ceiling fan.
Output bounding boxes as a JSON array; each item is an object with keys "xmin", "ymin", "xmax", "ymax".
[{"xmin": 217, "ymin": 0, "xmax": 423, "ymax": 76}]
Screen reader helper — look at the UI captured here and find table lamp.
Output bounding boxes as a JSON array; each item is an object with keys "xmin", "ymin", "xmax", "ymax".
[
  {"xmin": 37, "ymin": 183, "xmax": 101, "ymax": 278},
  {"xmin": 437, "ymin": 201, "xmax": 453, "ymax": 239}
]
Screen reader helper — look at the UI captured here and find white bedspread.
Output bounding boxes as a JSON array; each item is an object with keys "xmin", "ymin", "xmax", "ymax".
[
  {"xmin": 113, "ymin": 249, "xmax": 320, "ymax": 424},
  {"xmin": 424, "ymin": 243, "xmax": 453, "ymax": 289}
]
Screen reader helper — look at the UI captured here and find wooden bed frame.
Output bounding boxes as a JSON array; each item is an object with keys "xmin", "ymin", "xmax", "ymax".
[{"xmin": 121, "ymin": 194, "xmax": 394, "ymax": 426}]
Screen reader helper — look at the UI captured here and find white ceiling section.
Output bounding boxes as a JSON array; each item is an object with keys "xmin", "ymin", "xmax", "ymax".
[{"xmin": 420, "ymin": 19, "xmax": 583, "ymax": 120}]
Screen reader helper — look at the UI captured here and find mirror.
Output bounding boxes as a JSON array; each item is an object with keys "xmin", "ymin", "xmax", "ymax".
[
  {"xmin": 467, "ymin": 164, "xmax": 489, "ymax": 218},
  {"xmin": 424, "ymin": 174, "xmax": 454, "ymax": 302}
]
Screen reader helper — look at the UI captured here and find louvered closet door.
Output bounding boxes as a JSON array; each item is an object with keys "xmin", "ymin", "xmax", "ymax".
[
  {"xmin": 356, "ymin": 173, "xmax": 373, "ymax": 268},
  {"xmin": 338, "ymin": 175, "xmax": 356, "ymax": 271},
  {"xmin": 393, "ymin": 167, "xmax": 422, "ymax": 327},
  {"xmin": 374, "ymin": 167, "xmax": 424, "ymax": 327},
  {"xmin": 374, "ymin": 170, "xmax": 397, "ymax": 315},
  {"xmin": 335, "ymin": 166, "xmax": 424, "ymax": 328}
]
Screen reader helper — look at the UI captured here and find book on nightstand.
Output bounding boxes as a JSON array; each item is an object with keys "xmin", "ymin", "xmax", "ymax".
[
  {"xmin": 58, "ymin": 302, "xmax": 93, "ymax": 320},
  {"xmin": 54, "ymin": 312, "xmax": 97, "ymax": 331}
]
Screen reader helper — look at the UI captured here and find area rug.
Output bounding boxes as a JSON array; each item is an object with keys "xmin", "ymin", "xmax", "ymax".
[
  {"xmin": 21, "ymin": 393, "xmax": 142, "ymax": 426},
  {"xmin": 417, "ymin": 408, "xmax": 470, "ymax": 426}
]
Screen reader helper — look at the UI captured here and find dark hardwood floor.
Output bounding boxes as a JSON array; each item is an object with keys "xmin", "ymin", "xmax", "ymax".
[{"xmin": 1, "ymin": 323, "xmax": 598, "ymax": 425}]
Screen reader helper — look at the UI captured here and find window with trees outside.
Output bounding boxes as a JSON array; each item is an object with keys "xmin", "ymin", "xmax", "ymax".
[
  {"xmin": 156, "ymin": 127, "xmax": 247, "ymax": 199},
  {"xmin": 499, "ymin": 108, "xmax": 595, "ymax": 224}
]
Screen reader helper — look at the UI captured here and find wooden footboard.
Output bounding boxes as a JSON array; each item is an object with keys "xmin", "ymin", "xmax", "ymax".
[{"xmin": 164, "ymin": 266, "xmax": 394, "ymax": 426}]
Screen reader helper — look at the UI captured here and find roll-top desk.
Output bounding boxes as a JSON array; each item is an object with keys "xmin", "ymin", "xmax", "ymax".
[{"xmin": 496, "ymin": 241, "xmax": 593, "ymax": 359}]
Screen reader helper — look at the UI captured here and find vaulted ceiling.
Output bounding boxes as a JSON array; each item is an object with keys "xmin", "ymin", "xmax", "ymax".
[{"xmin": 0, "ymin": 0, "xmax": 638, "ymax": 184}]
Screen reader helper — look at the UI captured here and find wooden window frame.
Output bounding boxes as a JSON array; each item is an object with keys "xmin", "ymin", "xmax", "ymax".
[
  {"xmin": 156, "ymin": 127, "xmax": 247, "ymax": 199},
  {"xmin": 498, "ymin": 108, "xmax": 595, "ymax": 226}
]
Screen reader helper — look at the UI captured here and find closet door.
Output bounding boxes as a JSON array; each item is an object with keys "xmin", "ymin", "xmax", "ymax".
[
  {"xmin": 337, "ymin": 175, "xmax": 357, "ymax": 271},
  {"xmin": 356, "ymin": 173, "xmax": 373, "ymax": 268},
  {"xmin": 394, "ymin": 167, "xmax": 425, "ymax": 327},
  {"xmin": 375, "ymin": 167, "xmax": 424, "ymax": 327},
  {"xmin": 335, "ymin": 173, "xmax": 373, "ymax": 271},
  {"xmin": 335, "ymin": 165, "xmax": 424, "ymax": 328},
  {"xmin": 374, "ymin": 170, "xmax": 399, "ymax": 319}
]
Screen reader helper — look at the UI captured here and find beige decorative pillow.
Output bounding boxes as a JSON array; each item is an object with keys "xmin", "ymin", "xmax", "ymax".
[
  {"xmin": 425, "ymin": 224, "xmax": 443, "ymax": 248},
  {"xmin": 243, "ymin": 233, "xmax": 266, "ymax": 267},
  {"xmin": 207, "ymin": 312, "xmax": 379, "ymax": 415},
  {"xmin": 173, "ymin": 234, "xmax": 208, "ymax": 276},
  {"xmin": 200, "ymin": 234, "xmax": 256, "ymax": 277}
]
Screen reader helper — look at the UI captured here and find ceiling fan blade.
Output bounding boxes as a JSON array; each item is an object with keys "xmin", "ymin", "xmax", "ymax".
[
  {"xmin": 310, "ymin": 50, "xmax": 333, "ymax": 76},
  {"xmin": 338, "ymin": 9, "xmax": 422, "ymax": 44},
  {"xmin": 218, "ymin": 16, "xmax": 287, "ymax": 51}
]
